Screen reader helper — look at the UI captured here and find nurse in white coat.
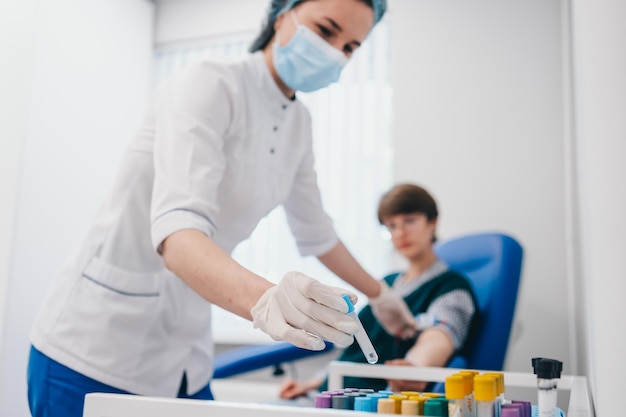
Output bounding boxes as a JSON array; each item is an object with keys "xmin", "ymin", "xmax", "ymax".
[{"xmin": 27, "ymin": 1, "xmax": 415, "ymax": 416}]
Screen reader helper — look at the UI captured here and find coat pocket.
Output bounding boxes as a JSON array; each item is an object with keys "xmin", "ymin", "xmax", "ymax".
[
  {"xmin": 81, "ymin": 256, "xmax": 162, "ymax": 297},
  {"xmin": 52, "ymin": 256, "xmax": 166, "ymax": 379}
]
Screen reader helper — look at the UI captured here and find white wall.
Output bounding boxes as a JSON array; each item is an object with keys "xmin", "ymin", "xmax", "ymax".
[
  {"xmin": 0, "ymin": 0, "xmax": 38, "ymax": 366},
  {"xmin": 155, "ymin": 0, "xmax": 267, "ymax": 45},
  {"xmin": 391, "ymin": 0, "xmax": 574, "ymax": 375},
  {"xmin": 0, "ymin": 0, "xmax": 154, "ymax": 415},
  {"xmin": 571, "ymin": 1, "xmax": 626, "ymax": 415}
]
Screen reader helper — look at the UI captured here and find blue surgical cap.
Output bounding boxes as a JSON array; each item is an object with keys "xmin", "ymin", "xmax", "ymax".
[
  {"xmin": 250, "ymin": 0, "xmax": 386, "ymax": 52},
  {"xmin": 271, "ymin": 0, "xmax": 386, "ymax": 24}
]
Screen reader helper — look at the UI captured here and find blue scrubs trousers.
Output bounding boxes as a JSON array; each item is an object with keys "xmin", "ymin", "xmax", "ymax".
[{"xmin": 27, "ymin": 345, "xmax": 214, "ymax": 417}]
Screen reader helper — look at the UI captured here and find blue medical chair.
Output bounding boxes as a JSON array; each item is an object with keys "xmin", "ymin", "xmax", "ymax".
[
  {"xmin": 435, "ymin": 232, "xmax": 523, "ymax": 371},
  {"xmin": 212, "ymin": 232, "xmax": 523, "ymax": 383},
  {"xmin": 213, "ymin": 339, "xmax": 335, "ymax": 379}
]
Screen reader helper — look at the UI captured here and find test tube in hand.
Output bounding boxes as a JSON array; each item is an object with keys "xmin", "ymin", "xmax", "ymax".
[{"xmin": 342, "ymin": 295, "xmax": 378, "ymax": 364}]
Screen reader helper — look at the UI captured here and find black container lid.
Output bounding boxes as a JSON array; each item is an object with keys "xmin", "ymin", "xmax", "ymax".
[{"xmin": 531, "ymin": 357, "xmax": 563, "ymax": 379}]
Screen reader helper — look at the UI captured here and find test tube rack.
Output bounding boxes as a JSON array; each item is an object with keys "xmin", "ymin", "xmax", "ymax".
[{"xmin": 82, "ymin": 362, "xmax": 593, "ymax": 417}]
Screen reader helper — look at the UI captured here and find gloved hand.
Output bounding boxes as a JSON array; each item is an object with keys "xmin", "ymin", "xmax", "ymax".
[
  {"xmin": 251, "ymin": 271, "xmax": 360, "ymax": 350},
  {"xmin": 369, "ymin": 281, "xmax": 417, "ymax": 338}
]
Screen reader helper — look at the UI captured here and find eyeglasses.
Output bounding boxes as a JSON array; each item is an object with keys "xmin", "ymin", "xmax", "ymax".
[{"xmin": 382, "ymin": 214, "xmax": 425, "ymax": 235}]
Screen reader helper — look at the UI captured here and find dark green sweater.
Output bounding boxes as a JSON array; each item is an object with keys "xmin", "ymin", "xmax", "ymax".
[{"xmin": 319, "ymin": 270, "xmax": 479, "ymax": 392}]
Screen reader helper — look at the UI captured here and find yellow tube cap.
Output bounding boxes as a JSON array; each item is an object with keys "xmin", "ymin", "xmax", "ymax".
[
  {"xmin": 474, "ymin": 375, "xmax": 497, "ymax": 402},
  {"xmin": 445, "ymin": 375, "xmax": 466, "ymax": 400},
  {"xmin": 485, "ymin": 372, "xmax": 505, "ymax": 395}
]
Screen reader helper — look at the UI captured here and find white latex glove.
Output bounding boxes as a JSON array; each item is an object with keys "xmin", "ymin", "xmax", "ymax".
[
  {"xmin": 251, "ymin": 271, "xmax": 360, "ymax": 350},
  {"xmin": 369, "ymin": 281, "xmax": 417, "ymax": 339}
]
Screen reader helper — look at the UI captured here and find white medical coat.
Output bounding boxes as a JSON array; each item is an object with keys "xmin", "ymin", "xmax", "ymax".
[{"xmin": 30, "ymin": 52, "xmax": 339, "ymax": 397}]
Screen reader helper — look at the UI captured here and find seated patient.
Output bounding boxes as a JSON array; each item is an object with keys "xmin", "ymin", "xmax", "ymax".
[{"xmin": 280, "ymin": 183, "xmax": 479, "ymax": 398}]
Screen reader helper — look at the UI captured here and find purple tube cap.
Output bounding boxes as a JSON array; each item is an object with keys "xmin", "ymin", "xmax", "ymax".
[
  {"xmin": 314, "ymin": 394, "xmax": 332, "ymax": 408},
  {"xmin": 501, "ymin": 407, "xmax": 521, "ymax": 417},
  {"xmin": 511, "ymin": 400, "xmax": 531, "ymax": 417},
  {"xmin": 503, "ymin": 403, "xmax": 526, "ymax": 417}
]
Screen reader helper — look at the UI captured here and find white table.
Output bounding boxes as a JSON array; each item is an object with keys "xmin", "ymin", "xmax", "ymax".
[{"xmin": 83, "ymin": 362, "xmax": 594, "ymax": 417}]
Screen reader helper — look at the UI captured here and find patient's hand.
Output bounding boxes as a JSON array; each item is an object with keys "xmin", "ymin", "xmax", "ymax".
[
  {"xmin": 279, "ymin": 378, "xmax": 322, "ymax": 399},
  {"xmin": 384, "ymin": 359, "xmax": 428, "ymax": 392}
]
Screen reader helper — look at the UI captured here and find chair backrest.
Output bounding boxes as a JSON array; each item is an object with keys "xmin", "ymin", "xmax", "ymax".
[{"xmin": 434, "ymin": 232, "xmax": 523, "ymax": 371}]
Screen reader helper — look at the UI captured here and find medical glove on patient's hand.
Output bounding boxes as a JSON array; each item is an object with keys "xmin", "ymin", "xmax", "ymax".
[
  {"xmin": 369, "ymin": 281, "xmax": 417, "ymax": 339},
  {"xmin": 250, "ymin": 271, "xmax": 359, "ymax": 351}
]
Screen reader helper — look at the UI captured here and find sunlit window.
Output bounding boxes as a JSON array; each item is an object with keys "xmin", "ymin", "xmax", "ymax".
[{"xmin": 153, "ymin": 18, "xmax": 394, "ymax": 343}]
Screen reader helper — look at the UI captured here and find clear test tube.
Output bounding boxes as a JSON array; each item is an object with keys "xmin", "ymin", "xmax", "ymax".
[
  {"xmin": 485, "ymin": 372, "xmax": 507, "ymax": 410},
  {"xmin": 459, "ymin": 370, "xmax": 479, "ymax": 417},
  {"xmin": 482, "ymin": 374, "xmax": 501, "ymax": 417},
  {"xmin": 474, "ymin": 375, "xmax": 497, "ymax": 417},
  {"xmin": 342, "ymin": 295, "xmax": 379, "ymax": 364},
  {"xmin": 455, "ymin": 372, "xmax": 474, "ymax": 417},
  {"xmin": 531, "ymin": 358, "xmax": 563, "ymax": 417},
  {"xmin": 445, "ymin": 374, "xmax": 466, "ymax": 417}
]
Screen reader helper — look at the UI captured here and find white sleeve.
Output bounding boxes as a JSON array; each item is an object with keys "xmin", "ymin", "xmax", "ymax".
[
  {"xmin": 150, "ymin": 63, "xmax": 236, "ymax": 254},
  {"xmin": 282, "ymin": 114, "xmax": 338, "ymax": 257}
]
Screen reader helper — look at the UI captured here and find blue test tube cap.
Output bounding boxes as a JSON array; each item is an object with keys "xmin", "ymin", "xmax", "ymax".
[
  {"xmin": 354, "ymin": 396, "xmax": 373, "ymax": 412},
  {"xmin": 342, "ymin": 294, "xmax": 355, "ymax": 313}
]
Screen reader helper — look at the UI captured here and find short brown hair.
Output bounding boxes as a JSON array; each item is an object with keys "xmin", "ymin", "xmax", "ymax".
[{"xmin": 377, "ymin": 183, "xmax": 439, "ymax": 225}]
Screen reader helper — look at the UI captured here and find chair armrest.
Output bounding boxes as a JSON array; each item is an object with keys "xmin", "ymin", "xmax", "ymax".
[
  {"xmin": 213, "ymin": 341, "xmax": 335, "ymax": 379},
  {"xmin": 445, "ymin": 355, "xmax": 468, "ymax": 370}
]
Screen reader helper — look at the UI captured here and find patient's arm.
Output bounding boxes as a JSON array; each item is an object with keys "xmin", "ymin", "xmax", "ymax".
[
  {"xmin": 386, "ymin": 328, "xmax": 454, "ymax": 392},
  {"xmin": 279, "ymin": 376, "xmax": 324, "ymax": 399}
]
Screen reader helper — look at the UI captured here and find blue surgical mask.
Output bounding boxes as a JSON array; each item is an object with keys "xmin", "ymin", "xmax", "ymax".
[{"xmin": 273, "ymin": 11, "xmax": 348, "ymax": 93}]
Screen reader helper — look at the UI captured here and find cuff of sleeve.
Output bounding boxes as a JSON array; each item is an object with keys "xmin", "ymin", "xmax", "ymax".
[{"xmin": 151, "ymin": 209, "xmax": 216, "ymax": 254}]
